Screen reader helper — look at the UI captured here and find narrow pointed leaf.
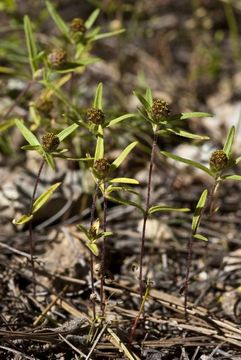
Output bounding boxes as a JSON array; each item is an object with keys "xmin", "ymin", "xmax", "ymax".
[
  {"xmin": 45, "ymin": 0, "xmax": 71, "ymax": 41},
  {"xmin": 165, "ymin": 128, "xmax": 209, "ymax": 140},
  {"xmin": 94, "ymin": 125, "xmax": 104, "ymax": 160},
  {"xmin": 168, "ymin": 112, "xmax": 212, "ymax": 121},
  {"xmin": 107, "ymin": 195, "xmax": 144, "ymax": 213},
  {"xmin": 235, "ymin": 156, "xmax": 241, "ymax": 165},
  {"xmin": 77, "ymin": 224, "xmax": 89, "ymax": 237},
  {"xmin": 44, "ymin": 152, "xmax": 55, "ymax": 170},
  {"xmin": 107, "ymin": 113, "xmax": 136, "ymax": 127},
  {"xmin": 160, "ymin": 151, "xmax": 213, "ymax": 176},
  {"xmin": 149, "ymin": 205, "xmax": 190, "ymax": 214},
  {"xmin": 21, "ymin": 145, "xmax": 42, "ymax": 151},
  {"xmin": 134, "ymin": 91, "xmax": 151, "ymax": 111},
  {"xmin": 145, "ymin": 88, "xmax": 153, "ymax": 106},
  {"xmin": 193, "ymin": 234, "xmax": 208, "ymax": 241},
  {"xmin": 106, "ymin": 185, "xmax": 139, "ymax": 196},
  {"xmin": 24, "ymin": 15, "xmax": 38, "ymax": 74},
  {"xmin": 222, "ymin": 174, "xmax": 241, "ymax": 181},
  {"xmin": 86, "ymin": 242, "xmax": 99, "ymax": 256},
  {"xmin": 13, "ymin": 213, "xmax": 33, "ymax": 225},
  {"xmin": 15, "ymin": 119, "xmax": 40, "ymax": 146},
  {"xmin": 92, "ymin": 29, "xmax": 125, "ymax": 41},
  {"xmin": 0, "ymin": 119, "xmax": 16, "ymax": 132},
  {"xmin": 57, "ymin": 123, "xmax": 79, "ymax": 142},
  {"xmin": 109, "ymin": 177, "xmax": 139, "ymax": 184},
  {"xmin": 223, "ymin": 126, "xmax": 235, "ymax": 158},
  {"xmin": 112, "ymin": 141, "xmax": 138, "ymax": 169},
  {"xmin": 32, "ymin": 182, "xmax": 61, "ymax": 214},
  {"xmin": 192, "ymin": 189, "xmax": 208, "ymax": 233},
  {"xmin": 85, "ymin": 9, "xmax": 100, "ymax": 29},
  {"xmin": 93, "ymin": 83, "xmax": 103, "ymax": 110}
]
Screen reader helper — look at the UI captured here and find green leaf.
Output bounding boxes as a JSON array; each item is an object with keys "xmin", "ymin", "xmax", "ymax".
[
  {"xmin": 85, "ymin": 9, "xmax": 100, "ymax": 29},
  {"xmin": 149, "ymin": 205, "xmax": 190, "ymax": 215},
  {"xmin": 223, "ymin": 126, "xmax": 235, "ymax": 158},
  {"xmin": 134, "ymin": 91, "xmax": 151, "ymax": 111},
  {"xmin": 145, "ymin": 88, "xmax": 153, "ymax": 106},
  {"xmin": 44, "ymin": 152, "xmax": 55, "ymax": 170},
  {"xmin": 165, "ymin": 128, "xmax": 209, "ymax": 140},
  {"xmin": 107, "ymin": 113, "xmax": 136, "ymax": 127},
  {"xmin": 235, "ymin": 156, "xmax": 241, "ymax": 165},
  {"xmin": 107, "ymin": 195, "xmax": 144, "ymax": 213},
  {"xmin": 109, "ymin": 177, "xmax": 139, "ymax": 184},
  {"xmin": 24, "ymin": 15, "xmax": 38, "ymax": 75},
  {"xmin": 168, "ymin": 112, "xmax": 213, "ymax": 122},
  {"xmin": 192, "ymin": 189, "xmax": 208, "ymax": 233},
  {"xmin": 0, "ymin": 119, "xmax": 16, "ymax": 132},
  {"xmin": 86, "ymin": 242, "xmax": 99, "ymax": 256},
  {"xmin": 106, "ymin": 185, "xmax": 139, "ymax": 195},
  {"xmin": 160, "ymin": 151, "xmax": 213, "ymax": 176},
  {"xmin": 112, "ymin": 141, "xmax": 138, "ymax": 169},
  {"xmin": 15, "ymin": 119, "xmax": 40, "ymax": 146},
  {"xmin": 77, "ymin": 224, "xmax": 89, "ymax": 237},
  {"xmin": 222, "ymin": 174, "xmax": 241, "ymax": 181},
  {"xmin": 94, "ymin": 125, "xmax": 104, "ymax": 161},
  {"xmin": 93, "ymin": 82, "xmax": 103, "ymax": 110},
  {"xmin": 193, "ymin": 234, "xmax": 208, "ymax": 241},
  {"xmin": 21, "ymin": 145, "xmax": 42, "ymax": 151},
  {"xmin": 12, "ymin": 213, "xmax": 33, "ymax": 225},
  {"xmin": 45, "ymin": 0, "xmax": 71, "ymax": 41},
  {"xmin": 32, "ymin": 182, "xmax": 61, "ymax": 214},
  {"xmin": 92, "ymin": 29, "xmax": 125, "ymax": 41},
  {"xmin": 57, "ymin": 123, "xmax": 79, "ymax": 142}
]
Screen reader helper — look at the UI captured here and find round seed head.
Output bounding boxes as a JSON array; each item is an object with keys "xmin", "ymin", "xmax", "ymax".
[
  {"xmin": 35, "ymin": 95, "xmax": 53, "ymax": 116},
  {"xmin": 48, "ymin": 49, "xmax": 67, "ymax": 68},
  {"xmin": 86, "ymin": 108, "xmax": 105, "ymax": 125},
  {"xmin": 70, "ymin": 17, "xmax": 86, "ymax": 33},
  {"xmin": 209, "ymin": 150, "xmax": 228, "ymax": 172},
  {"xmin": 41, "ymin": 132, "xmax": 60, "ymax": 152},
  {"xmin": 151, "ymin": 99, "xmax": 170, "ymax": 122},
  {"xmin": 93, "ymin": 158, "xmax": 110, "ymax": 179}
]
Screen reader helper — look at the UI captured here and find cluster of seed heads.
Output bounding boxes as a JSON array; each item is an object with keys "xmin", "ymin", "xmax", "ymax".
[
  {"xmin": 48, "ymin": 49, "xmax": 67, "ymax": 68},
  {"xmin": 151, "ymin": 99, "xmax": 170, "ymax": 123},
  {"xmin": 93, "ymin": 158, "xmax": 110, "ymax": 179},
  {"xmin": 86, "ymin": 108, "xmax": 105, "ymax": 125},
  {"xmin": 209, "ymin": 149, "xmax": 228, "ymax": 172},
  {"xmin": 70, "ymin": 18, "xmax": 86, "ymax": 33},
  {"xmin": 41, "ymin": 132, "xmax": 60, "ymax": 152}
]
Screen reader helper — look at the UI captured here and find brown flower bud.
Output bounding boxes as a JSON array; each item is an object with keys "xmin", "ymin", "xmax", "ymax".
[
  {"xmin": 41, "ymin": 132, "xmax": 60, "ymax": 152},
  {"xmin": 35, "ymin": 95, "xmax": 53, "ymax": 116},
  {"xmin": 48, "ymin": 49, "xmax": 67, "ymax": 68},
  {"xmin": 209, "ymin": 150, "xmax": 228, "ymax": 172},
  {"xmin": 151, "ymin": 99, "xmax": 170, "ymax": 122},
  {"xmin": 93, "ymin": 158, "xmax": 110, "ymax": 179},
  {"xmin": 70, "ymin": 18, "xmax": 86, "ymax": 33},
  {"xmin": 86, "ymin": 108, "xmax": 105, "ymax": 125}
]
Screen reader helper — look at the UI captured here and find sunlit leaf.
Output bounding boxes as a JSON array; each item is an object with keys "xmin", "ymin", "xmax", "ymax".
[
  {"xmin": 15, "ymin": 119, "xmax": 40, "ymax": 146},
  {"xmin": 235, "ymin": 156, "xmax": 241, "ymax": 165},
  {"xmin": 32, "ymin": 182, "xmax": 61, "ymax": 214},
  {"xmin": 21, "ymin": 145, "xmax": 42, "ymax": 151},
  {"xmin": 107, "ymin": 114, "xmax": 136, "ymax": 127},
  {"xmin": 94, "ymin": 125, "xmax": 104, "ymax": 160},
  {"xmin": 165, "ymin": 128, "xmax": 209, "ymax": 140},
  {"xmin": 93, "ymin": 82, "xmax": 103, "ymax": 110},
  {"xmin": 193, "ymin": 234, "xmax": 208, "ymax": 241},
  {"xmin": 86, "ymin": 242, "xmax": 99, "ymax": 256},
  {"xmin": 192, "ymin": 189, "xmax": 208, "ymax": 233},
  {"xmin": 145, "ymin": 88, "xmax": 153, "ymax": 106},
  {"xmin": 149, "ymin": 205, "xmax": 190, "ymax": 214},
  {"xmin": 45, "ymin": 0, "xmax": 71, "ymax": 41},
  {"xmin": 0, "ymin": 119, "xmax": 16, "ymax": 132},
  {"xmin": 223, "ymin": 126, "xmax": 235, "ymax": 159},
  {"xmin": 57, "ymin": 123, "xmax": 79, "ymax": 142},
  {"xmin": 168, "ymin": 112, "xmax": 213, "ymax": 122},
  {"xmin": 85, "ymin": 9, "xmax": 100, "ymax": 29},
  {"xmin": 160, "ymin": 151, "xmax": 213, "ymax": 176},
  {"xmin": 12, "ymin": 213, "xmax": 33, "ymax": 225},
  {"xmin": 222, "ymin": 174, "xmax": 241, "ymax": 181},
  {"xmin": 112, "ymin": 141, "xmax": 138, "ymax": 169},
  {"xmin": 24, "ymin": 15, "xmax": 38, "ymax": 75},
  {"xmin": 92, "ymin": 29, "xmax": 125, "ymax": 41},
  {"xmin": 77, "ymin": 224, "xmax": 89, "ymax": 237},
  {"xmin": 44, "ymin": 152, "xmax": 55, "ymax": 170},
  {"xmin": 109, "ymin": 177, "xmax": 139, "ymax": 184}
]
